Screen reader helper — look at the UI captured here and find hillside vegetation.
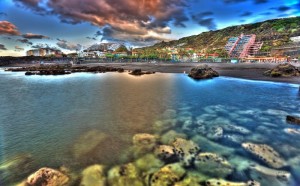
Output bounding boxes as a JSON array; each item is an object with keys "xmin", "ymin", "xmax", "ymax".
[{"xmin": 138, "ymin": 17, "xmax": 300, "ymax": 56}]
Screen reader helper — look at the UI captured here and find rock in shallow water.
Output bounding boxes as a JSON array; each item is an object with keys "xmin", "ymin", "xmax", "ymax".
[
  {"xmin": 172, "ymin": 138, "xmax": 200, "ymax": 167},
  {"xmin": 132, "ymin": 133, "xmax": 157, "ymax": 157},
  {"xmin": 286, "ymin": 115, "xmax": 300, "ymax": 125},
  {"xmin": 154, "ymin": 145, "xmax": 177, "ymax": 162},
  {"xmin": 194, "ymin": 152, "xmax": 233, "ymax": 178},
  {"xmin": 80, "ymin": 164, "xmax": 106, "ymax": 186},
  {"xmin": 263, "ymin": 64, "xmax": 300, "ymax": 77},
  {"xmin": 242, "ymin": 142, "xmax": 286, "ymax": 169},
  {"xmin": 188, "ymin": 65, "xmax": 219, "ymax": 80},
  {"xmin": 107, "ymin": 163, "xmax": 143, "ymax": 186},
  {"xmin": 26, "ymin": 167, "xmax": 69, "ymax": 186},
  {"xmin": 150, "ymin": 163, "xmax": 186, "ymax": 186}
]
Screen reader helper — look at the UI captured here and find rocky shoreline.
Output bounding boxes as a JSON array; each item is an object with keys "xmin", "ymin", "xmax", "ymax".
[{"xmin": 1, "ymin": 106, "xmax": 299, "ymax": 186}]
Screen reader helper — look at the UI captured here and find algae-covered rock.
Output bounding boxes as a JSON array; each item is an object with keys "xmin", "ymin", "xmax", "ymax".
[
  {"xmin": 162, "ymin": 109, "xmax": 177, "ymax": 119},
  {"xmin": 194, "ymin": 152, "xmax": 233, "ymax": 178},
  {"xmin": 242, "ymin": 143, "xmax": 286, "ymax": 168},
  {"xmin": 249, "ymin": 163, "xmax": 291, "ymax": 184},
  {"xmin": 172, "ymin": 138, "xmax": 200, "ymax": 167},
  {"xmin": 80, "ymin": 164, "xmax": 106, "ymax": 186},
  {"xmin": 134, "ymin": 154, "xmax": 164, "ymax": 173},
  {"xmin": 174, "ymin": 171, "xmax": 209, "ymax": 186},
  {"xmin": 160, "ymin": 130, "xmax": 187, "ymax": 145},
  {"xmin": 150, "ymin": 163, "xmax": 186, "ymax": 186},
  {"xmin": 132, "ymin": 133, "xmax": 157, "ymax": 157},
  {"xmin": 72, "ymin": 130, "xmax": 108, "ymax": 159},
  {"xmin": 205, "ymin": 179, "xmax": 260, "ymax": 186},
  {"xmin": 26, "ymin": 167, "xmax": 69, "ymax": 186},
  {"xmin": 0, "ymin": 154, "xmax": 35, "ymax": 184},
  {"xmin": 107, "ymin": 163, "xmax": 144, "ymax": 186},
  {"xmin": 154, "ymin": 145, "xmax": 177, "ymax": 162}
]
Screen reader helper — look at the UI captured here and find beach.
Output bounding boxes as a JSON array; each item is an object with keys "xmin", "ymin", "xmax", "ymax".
[{"xmin": 75, "ymin": 62, "xmax": 300, "ymax": 84}]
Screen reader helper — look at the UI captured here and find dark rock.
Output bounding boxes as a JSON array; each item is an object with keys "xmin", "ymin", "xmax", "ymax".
[
  {"xmin": 117, "ymin": 68, "xmax": 124, "ymax": 73},
  {"xmin": 129, "ymin": 69, "xmax": 143, "ymax": 76},
  {"xmin": 25, "ymin": 71, "xmax": 36, "ymax": 75},
  {"xmin": 188, "ymin": 65, "xmax": 219, "ymax": 80},
  {"xmin": 286, "ymin": 115, "xmax": 300, "ymax": 125},
  {"xmin": 263, "ymin": 64, "xmax": 300, "ymax": 77}
]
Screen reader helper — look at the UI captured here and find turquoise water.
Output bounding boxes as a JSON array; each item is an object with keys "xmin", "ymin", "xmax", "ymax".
[{"xmin": 0, "ymin": 69, "xmax": 300, "ymax": 185}]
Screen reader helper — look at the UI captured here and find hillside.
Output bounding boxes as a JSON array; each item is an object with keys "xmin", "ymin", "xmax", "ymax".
[{"xmin": 137, "ymin": 17, "xmax": 300, "ymax": 56}]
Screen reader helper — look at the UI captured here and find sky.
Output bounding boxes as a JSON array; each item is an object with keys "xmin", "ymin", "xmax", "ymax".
[{"xmin": 0, "ymin": 0, "xmax": 299, "ymax": 56}]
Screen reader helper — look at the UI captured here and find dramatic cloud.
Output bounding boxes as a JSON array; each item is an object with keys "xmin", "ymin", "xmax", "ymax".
[
  {"xmin": 17, "ymin": 38, "xmax": 33, "ymax": 45},
  {"xmin": 13, "ymin": 0, "xmax": 188, "ymax": 46},
  {"xmin": 23, "ymin": 33, "xmax": 49, "ymax": 39},
  {"xmin": 0, "ymin": 21, "xmax": 21, "ymax": 35},
  {"xmin": 240, "ymin": 11, "xmax": 253, "ymax": 17},
  {"xmin": 56, "ymin": 39, "xmax": 82, "ymax": 51},
  {"xmin": 192, "ymin": 12, "xmax": 217, "ymax": 30},
  {"xmin": 0, "ymin": 44, "xmax": 7, "ymax": 50},
  {"xmin": 223, "ymin": 0, "xmax": 268, "ymax": 4},
  {"xmin": 13, "ymin": 0, "xmax": 46, "ymax": 13},
  {"xmin": 15, "ymin": 46, "xmax": 24, "ymax": 51}
]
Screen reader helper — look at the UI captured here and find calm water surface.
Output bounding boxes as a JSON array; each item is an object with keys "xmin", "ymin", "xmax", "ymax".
[{"xmin": 0, "ymin": 69, "xmax": 300, "ymax": 185}]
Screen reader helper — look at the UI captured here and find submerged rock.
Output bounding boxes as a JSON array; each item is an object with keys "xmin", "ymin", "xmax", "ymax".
[
  {"xmin": 150, "ymin": 163, "xmax": 186, "ymax": 186},
  {"xmin": 80, "ymin": 164, "xmax": 106, "ymax": 186},
  {"xmin": 172, "ymin": 138, "xmax": 200, "ymax": 167},
  {"xmin": 204, "ymin": 179, "xmax": 260, "ymax": 186},
  {"xmin": 153, "ymin": 119, "xmax": 177, "ymax": 134},
  {"xmin": 0, "ymin": 154, "xmax": 35, "ymax": 184},
  {"xmin": 223, "ymin": 124, "xmax": 250, "ymax": 135},
  {"xmin": 206, "ymin": 126, "xmax": 223, "ymax": 140},
  {"xmin": 160, "ymin": 130, "xmax": 187, "ymax": 145},
  {"xmin": 72, "ymin": 130, "xmax": 108, "ymax": 159},
  {"xmin": 134, "ymin": 154, "xmax": 164, "ymax": 173},
  {"xmin": 188, "ymin": 65, "xmax": 219, "ymax": 80},
  {"xmin": 154, "ymin": 145, "xmax": 177, "ymax": 162},
  {"xmin": 283, "ymin": 128, "xmax": 300, "ymax": 135},
  {"xmin": 26, "ymin": 167, "xmax": 69, "ymax": 186},
  {"xmin": 174, "ymin": 171, "xmax": 209, "ymax": 186},
  {"xmin": 263, "ymin": 64, "xmax": 300, "ymax": 77},
  {"xmin": 107, "ymin": 163, "xmax": 143, "ymax": 186},
  {"xmin": 242, "ymin": 143, "xmax": 286, "ymax": 169},
  {"xmin": 286, "ymin": 115, "xmax": 300, "ymax": 125},
  {"xmin": 249, "ymin": 163, "xmax": 291, "ymax": 184},
  {"xmin": 194, "ymin": 153, "xmax": 233, "ymax": 178},
  {"xmin": 132, "ymin": 133, "xmax": 157, "ymax": 156},
  {"xmin": 223, "ymin": 134, "xmax": 244, "ymax": 144}
]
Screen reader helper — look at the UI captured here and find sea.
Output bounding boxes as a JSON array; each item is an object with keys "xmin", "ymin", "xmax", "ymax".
[{"xmin": 0, "ymin": 68, "xmax": 300, "ymax": 185}]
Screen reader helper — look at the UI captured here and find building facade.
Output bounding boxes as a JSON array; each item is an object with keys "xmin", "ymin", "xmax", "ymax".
[
  {"xmin": 225, "ymin": 34, "xmax": 263, "ymax": 58},
  {"xmin": 26, "ymin": 48, "xmax": 62, "ymax": 57}
]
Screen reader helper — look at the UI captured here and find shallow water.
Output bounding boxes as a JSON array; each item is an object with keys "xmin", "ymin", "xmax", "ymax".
[{"xmin": 0, "ymin": 69, "xmax": 300, "ymax": 185}]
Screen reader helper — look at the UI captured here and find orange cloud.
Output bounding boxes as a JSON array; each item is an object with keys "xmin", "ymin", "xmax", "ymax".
[{"xmin": 0, "ymin": 21, "xmax": 21, "ymax": 35}]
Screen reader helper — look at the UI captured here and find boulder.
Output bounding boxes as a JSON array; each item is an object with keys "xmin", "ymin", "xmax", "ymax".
[
  {"xmin": 150, "ymin": 163, "xmax": 186, "ymax": 186},
  {"xmin": 80, "ymin": 164, "xmax": 106, "ymax": 186},
  {"xmin": 188, "ymin": 65, "xmax": 219, "ymax": 80},
  {"xmin": 286, "ymin": 115, "xmax": 300, "ymax": 125},
  {"xmin": 134, "ymin": 154, "xmax": 164, "ymax": 173},
  {"xmin": 107, "ymin": 163, "xmax": 143, "ymax": 186},
  {"xmin": 263, "ymin": 64, "xmax": 300, "ymax": 77},
  {"xmin": 172, "ymin": 138, "xmax": 200, "ymax": 167},
  {"xmin": 26, "ymin": 167, "xmax": 69, "ymax": 186},
  {"xmin": 194, "ymin": 152, "xmax": 233, "ymax": 178},
  {"xmin": 154, "ymin": 145, "xmax": 177, "ymax": 162},
  {"xmin": 242, "ymin": 143, "xmax": 286, "ymax": 168},
  {"xmin": 132, "ymin": 133, "xmax": 157, "ymax": 156}
]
